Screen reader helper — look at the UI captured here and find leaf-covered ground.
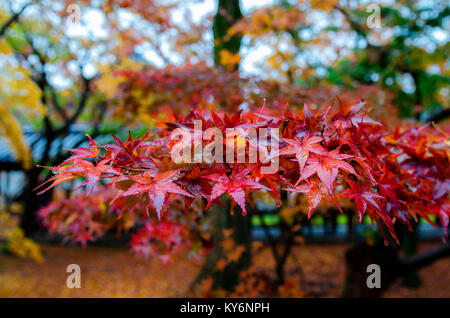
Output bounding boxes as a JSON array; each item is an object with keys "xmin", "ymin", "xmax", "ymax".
[{"xmin": 0, "ymin": 242, "xmax": 448, "ymax": 297}]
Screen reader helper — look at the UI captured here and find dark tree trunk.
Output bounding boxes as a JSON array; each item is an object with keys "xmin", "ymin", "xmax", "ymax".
[
  {"xmin": 20, "ymin": 168, "xmax": 40, "ymax": 236},
  {"xmin": 20, "ymin": 166, "xmax": 53, "ymax": 236},
  {"xmin": 194, "ymin": 200, "xmax": 252, "ymax": 291},
  {"xmin": 343, "ymin": 240, "xmax": 450, "ymax": 298},
  {"xmin": 397, "ymin": 221, "xmax": 421, "ymax": 287},
  {"xmin": 213, "ymin": 0, "xmax": 243, "ymax": 70},
  {"xmin": 192, "ymin": 0, "xmax": 249, "ymax": 292},
  {"xmin": 0, "ymin": 2, "xmax": 32, "ymax": 38},
  {"xmin": 346, "ymin": 209, "xmax": 354, "ymax": 239},
  {"xmin": 342, "ymin": 241, "xmax": 399, "ymax": 298}
]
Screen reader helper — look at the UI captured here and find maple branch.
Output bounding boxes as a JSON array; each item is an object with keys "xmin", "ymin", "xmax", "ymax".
[
  {"xmin": 0, "ymin": 1, "xmax": 35, "ymax": 38},
  {"xmin": 52, "ymin": 102, "xmax": 109, "ymax": 166},
  {"xmin": 118, "ymin": 166, "xmax": 146, "ymax": 173},
  {"xmin": 55, "ymin": 71, "xmax": 92, "ymax": 135},
  {"xmin": 21, "ymin": 27, "xmax": 93, "ymax": 137},
  {"xmin": 0, "ymin": 161, "xmax": 23, "ymax": 171},
  {"xmin": 49, "ymin": 85, "xmax": 69, "ymax": 121},
  {"xmin": 22, "ymin": 32, "xmax": 69, "ymax": 122},
  {"xmin": 275, "ymin": 204, "xmax": 298, "ymax": 284},
  {"xmin": 335, "ymin": 5, "xmax": 368, "ymax": 39},
  {"xmin": 425, "ymin": 108, "xmax": 450, "ymax": 123},
  {"xmin": 276, "ymin": 232, "xmax": 295, "ymax": 284},
  {"xmin": 257, "ymin": 210, "xmax": 280, "ymax": 261},
  {"xmin": 16, "ymin": 31, "xmax": 59, "ymax": 167},
  {"xmin": 12, "ymin": 31, "xmax": 56, "ymax": 167},
  {"xmin": 399, "ymin": 242, "xmax": 450, "ymax": 274},
  {"xmin": 253, "ymin": 189, "xmax": 297, "ymax": 285}
]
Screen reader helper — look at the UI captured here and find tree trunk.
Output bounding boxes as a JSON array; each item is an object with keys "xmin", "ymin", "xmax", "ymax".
[
  {"xmin": 213, "ymin": 0, "xmax": 243, "ymax": 70},
  {"xmin": 343, "ymin": 240, "xmax": 450, "ymax": 297},
  {"xmin": 192, "ymin": 0, "xmax": 249, "ymax": 292},
  {"xmin": 397, "ymin": 221, "xmax": 421, "ymax": 287},
  {"xmin": 194, "ymin": 200, "xmax": 252, "ymax": 291},
  {"xmin": 342, "ymin": 241, "xmax": 399, "ymax": 298},
  {"xmin": 20, "ymin": 167, "xmax": 51, "ymax": 236}
]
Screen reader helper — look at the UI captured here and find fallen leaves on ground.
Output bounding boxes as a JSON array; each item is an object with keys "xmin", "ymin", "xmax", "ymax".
[{"xmin": 0, "ymin": 242, "xmax": 448, "ymax": 297}]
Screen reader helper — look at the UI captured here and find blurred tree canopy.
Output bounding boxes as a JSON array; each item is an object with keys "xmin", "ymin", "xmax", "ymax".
[
  {"xmin": 0, "ymin": 0, "xmax": 448, "ymax": 298},
  {"xmin": 0, "ymin": 0, "xmax": 448, "ymax": 254}
]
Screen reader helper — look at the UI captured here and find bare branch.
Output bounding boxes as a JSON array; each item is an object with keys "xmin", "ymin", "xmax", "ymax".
[
  {"xmin": 0, "ymin": 1, "xmax": 35, "ymax": 38},
  {"xmin": 400, "ymin": 242, "xmax": 450, "ymax": 274},
  {"xmin": 335, "ymin": 5, "xmax": 368, "ymax": 39},
  {"xmin": 54, "ymin": 71, "xmax": 92, "ymax": 135}
]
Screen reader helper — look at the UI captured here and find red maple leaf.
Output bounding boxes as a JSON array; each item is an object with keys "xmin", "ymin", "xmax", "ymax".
[
  {"xmin": 278, "ymin": 132, "xmax": 325, "ymax": 173},
  {"xmin": 111, "ymin": 169, "xmax": 194, "ymax": 219},
  {"xmin": 61, "ymin": 135, "xmax": 100, "ymax": 165},
  {"xmin": 332, "ymin": 97, "xmax": 382, "ymax": 129},
  {"xmin": 297, "ymin": 148, "xmax": 357, "ymax": 192},
  {"xmin": 285, "ymin": 179, "xmax": 328, "ymax": 218},
  {"xmin": 439, "ymin": 205, "xmax": 449, "ymax": 236},
  {"xmin": 338, "ymin": 179, "xmax": 383, "ymax": 222},
  {"xmin": 203, "ymin": 166, "xmax": 269, "ymax": 215},
  {"xmin": 35, "ymin": 159, "xmax": 119, "ymax": 195},
  {"xmin": 102, "ymin": 132, "xmax": 150, "ymax": 164},
  {"xmin": 178, "ymin": 165, "xmax": 227, "ymax": 212},
  {"xmin": 253, "ymin": 167, "xmax": 290, "ymax": 206}
]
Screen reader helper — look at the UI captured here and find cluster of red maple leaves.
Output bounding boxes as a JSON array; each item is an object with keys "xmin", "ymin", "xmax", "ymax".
[
  {"xmin": 38, "ymin": 188, "xmax": 137, "ymax": 246},
  {"xmin": 37, "ymin": 99, "xmax": 449, "ymax": 245},
  {"xmin": 38, "ymin": 185, "xmax": 197, "ymax": 261}
]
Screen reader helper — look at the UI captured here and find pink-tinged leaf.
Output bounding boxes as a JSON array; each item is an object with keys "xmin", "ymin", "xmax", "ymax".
[
  {"xmin": 297, "ymin": 149, "xmax": 357, "ymax": 192},
  {"xmin": 61, "ymin": 135, "xmax": 100, "ymax": 165},
  {"xmin": 339, "ymin": 180, "xmax": 383, "ymax": 222},
  {"xmin": 203, "ymin": 166, "xmax": 269, "ymax": 214},
  {"xmin": 439, "ymin": 210, "xmax": 449, "ymax": 237},
  {"xmin": 149, "ymin": 191, "xmax": 165, "ymax": 220},
  {"xmin": 279, "ymin": 133, "xmax": 325, "ymax": 173},
  {"xmin": 228, "ymin": 189, "xmax": 247, "ymax": 215},
  {"xmin": 285, "ymin": 180, "xmax": 326, "ymax": 218},
  {"xmin": 206, "ymin": 183, "xmax": 227, "ymax": 209},
  {"xmin": 111, "ymin": 170, "xmax": 193, "ymax": 218}
]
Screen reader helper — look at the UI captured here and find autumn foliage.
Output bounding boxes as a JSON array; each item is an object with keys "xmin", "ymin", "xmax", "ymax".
[{"xmin": 36, "ymin": 98, "xmax": 449, "ymax": 261}]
